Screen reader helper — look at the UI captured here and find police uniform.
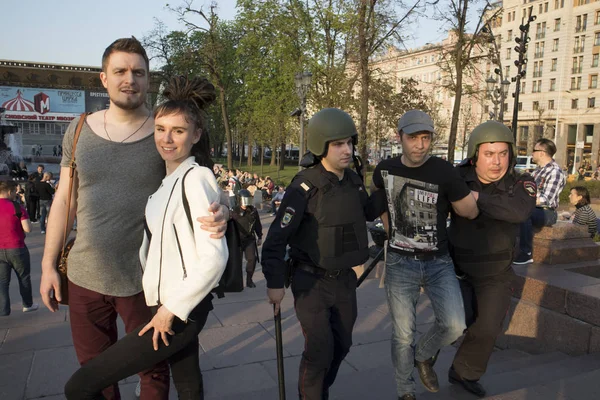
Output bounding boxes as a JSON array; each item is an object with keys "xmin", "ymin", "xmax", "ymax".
[
  {"xmin": 231, "ymin": 204, "xmax": 262, "ymax": 287},
  {"xmin": 448, "ymin": 161, "xmax": 536, "ymax": 383},
  {"xmin": 262, "ymin": 162, "xmax": 381, "ymax": 400}
]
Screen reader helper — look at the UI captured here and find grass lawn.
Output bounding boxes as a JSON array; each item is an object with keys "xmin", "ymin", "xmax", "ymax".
[{"xmin": 213, "ymin": 157, "xmax": 375, "ymax": 188}]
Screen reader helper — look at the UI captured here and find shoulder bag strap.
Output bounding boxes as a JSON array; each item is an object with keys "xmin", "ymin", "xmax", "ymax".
[
  {"xmin": 60, "ymin": 113, "xmax": 89, "ymax": 254},
  {"xmin": 181, "ymin": 167, "xmax": 195, "ymax": 231}
]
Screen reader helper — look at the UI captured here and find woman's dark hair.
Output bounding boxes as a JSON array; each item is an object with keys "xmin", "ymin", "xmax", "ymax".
[
  {"xmin": 154, "ymin": 75, "xmax": 217, "ymax": 169},
  {"xmin": 571, "ymin": 186, "xmax": 591, "ymax": 206}
]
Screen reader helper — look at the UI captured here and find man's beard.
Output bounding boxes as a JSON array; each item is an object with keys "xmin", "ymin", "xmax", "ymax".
[{"xmin": 110, "ymin": 95, "xmax": 146, "ymax": 111}]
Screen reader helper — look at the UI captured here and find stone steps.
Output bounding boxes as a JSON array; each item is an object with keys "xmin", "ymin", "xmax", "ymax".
[
  {"xmin": 417, "ymin": 352, "xmax": 600, "ymax": 400},
  {"xmin": 483, "ymin": 368, "xmax": 600, "ymax": 400}
]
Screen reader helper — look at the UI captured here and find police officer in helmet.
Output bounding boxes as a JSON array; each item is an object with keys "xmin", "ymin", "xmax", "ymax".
[
  {"xmin": 261, "ymin": 108, "xmax": 383, "ymax": 400},
  {"xmin": 231, "ymin": 189, "xmax": 263, "ymax": 288},
  {"xmin": 448, "ymin": 121, "xmax": 536, "ymax": 397}
]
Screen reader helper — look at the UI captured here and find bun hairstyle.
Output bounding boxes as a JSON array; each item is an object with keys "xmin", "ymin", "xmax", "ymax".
[{"xmin": 154, "ymin": 76, "xmax": 217, "ymax": 169}]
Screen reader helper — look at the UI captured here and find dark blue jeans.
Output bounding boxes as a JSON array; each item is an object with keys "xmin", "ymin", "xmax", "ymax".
[
  {"xmin": 0, "ymin": 247, "xmax": 33, "ymax": 316},
  {"xmin": 519, "ymin": 208, "xmax": 558, "ymax": 254},
  {"xmin": 39, "ymin": 199, "xmax": 51, "ymax": 232}
]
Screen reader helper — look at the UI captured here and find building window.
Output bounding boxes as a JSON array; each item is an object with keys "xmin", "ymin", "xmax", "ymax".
[
  {"xmin": 505, "ymin": 65, "xmax": 511, "ymax": 77},
  {"xmin": 555, "ymin": 18, "xmax": 561, "ymax": 32},
  {"xmin": 548, "ymin": 99, "xmax": 555, "ymax": 110},
  {"xmin": 551, "ymin": 58, "xmax": 558, "ymax": 71},
  {"xmin": 595, "ymin": 32, "xmax": 600, "ymax": 46},
  {"xmin": 545, "ymin": 2, "xmax": 549, "ymax": 12},
  {"xmin": 521, "ymin": 81, "xmax": 526, "ymax": 93},
  {"xmin": 593, "ymin": 53, "xmax": 599, "ymax": 67},
  {"xmin": 508, "ymin": 30, "xmax": 513, "ymax": 41},
  {"xmin": 589, "ymin": 97, "xmax": 596, "ymax": 108},
  {"xmin": 576, "ymin": 15, "xmax": 588, "ymax": 32},
  {"xmin": 572, "ymin": 98, "xmax": 579, "ymax": 109},
  {"xmin": 518, "ymin": 102, "xmax": 523, "ymax": 111},
  {"xmin": 596, "ymin": 10, "xmax": 600, "ymax": 25},
  {"xmin": 591, "ymin": 74, "xmax": 598, "ymax": 88},
  {"xmin": 539, "ymin": 3, "xmax": 543, "ymax": 14},
  {"xmin": 553, "ymin": 38, "xmax": 559, "ymax": 51},
  {"xmin": 550, "ymin": 78, "xmax": 556, "ymax": 91},
  {"xmin": 506, "ymin": 48, "xmax": 511, "ymax": 60},
  {"xmin": 533, "ymin": 101, "xmax": 540, "ymax": 111}
]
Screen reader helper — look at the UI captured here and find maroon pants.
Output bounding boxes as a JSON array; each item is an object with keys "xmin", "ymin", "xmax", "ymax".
[{"xmin": 68, "ymin": 280, "xmax": 170, "ymax": 400}]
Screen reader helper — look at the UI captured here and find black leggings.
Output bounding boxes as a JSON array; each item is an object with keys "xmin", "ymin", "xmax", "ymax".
[{"xmin": 64, "ymin": 296, "xmax": 213, "ymax": 400}]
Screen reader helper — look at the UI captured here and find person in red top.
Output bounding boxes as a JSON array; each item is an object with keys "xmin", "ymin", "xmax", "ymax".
[{"xmin": 0, "ymin": 180, "xmax": 38, "ymax": 316}]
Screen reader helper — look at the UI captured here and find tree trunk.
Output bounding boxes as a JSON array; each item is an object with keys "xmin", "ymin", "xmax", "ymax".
[
  {"xmin": 218, "ymin": 85, "xmax": 234, "ymax": 170},
  {"xmin": 260, "ymin": 145, "xmax": 264, "ymax": 177},
  {"xmin": 270, "ymin": 142, "xmax": 277, "ymax": 166},
  {"xmin": 247, "ymin": 131, "xmax": 253, "ymax": 169},
  {"xmin": 357, "ymin": 0, "xmax": 370, "ymax": 164},
  {"xmin": 279, "ymin": 141, "xmax": 285, "ymax": 171}
]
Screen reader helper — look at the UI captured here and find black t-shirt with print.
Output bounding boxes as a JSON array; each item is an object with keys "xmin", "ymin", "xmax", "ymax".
[{"xmin": 373, "ymin": 155, "xmax": 470, "ymax": 256}]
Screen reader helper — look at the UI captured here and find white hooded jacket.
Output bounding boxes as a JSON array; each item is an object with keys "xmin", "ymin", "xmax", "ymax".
[{"xmin": 140, "ymin": 157, "xmax": 228, "ymax": 320}]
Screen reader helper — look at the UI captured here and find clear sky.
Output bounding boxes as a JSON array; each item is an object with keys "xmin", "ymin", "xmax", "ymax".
[{"xmin": 2, "ymin": 0, "xmax": 447, "ymax": 68}]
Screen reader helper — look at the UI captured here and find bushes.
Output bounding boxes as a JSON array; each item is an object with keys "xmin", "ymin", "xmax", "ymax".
[{"xmin": 559, "ymin": 180, "xmax": 600, "ymax": 204}]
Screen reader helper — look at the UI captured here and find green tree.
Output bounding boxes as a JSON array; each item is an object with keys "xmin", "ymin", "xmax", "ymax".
[{"xmin": 434, "ymin": 0, "xmax": 501, "ymax": 163}]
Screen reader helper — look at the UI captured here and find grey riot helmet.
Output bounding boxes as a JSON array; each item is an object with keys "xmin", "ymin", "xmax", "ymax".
[
  {"xmin": 306, "ymin": 108, "xmax": 358, "ymax": 157},
  {"xmin": 239, "ymin": 189, "xmax": 252, "ymax": 207},
  {"xmin": 467, "ymin": 121, "xmax": 516, "ymax": 165}
]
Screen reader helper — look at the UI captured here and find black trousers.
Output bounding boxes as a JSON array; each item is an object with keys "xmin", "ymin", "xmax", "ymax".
[
  {"xmin": 292, "ymin": 267, "xmax": 358, "ymax": 400},
  {"xmin": 452, "ymin": 267, "xmax": 514, "ymax": 381},
  {"xmin": 64, "ymin": 296, "xmax": 213, "ymax": 400},
  {"xmin": 242, "ymin": 240, "xmax": 258, "ymax": 276},
  {"xmin": 26, "ymin": 196, "xmax": 38, "ymax": 222}
]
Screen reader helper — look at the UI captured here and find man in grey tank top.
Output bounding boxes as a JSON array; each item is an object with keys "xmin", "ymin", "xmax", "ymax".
[{"xmin": 39, "ymin": 37, "xmax": 229, "ymax": 400}]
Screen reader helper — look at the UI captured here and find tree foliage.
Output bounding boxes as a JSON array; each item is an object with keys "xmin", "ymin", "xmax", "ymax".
[{"xmin": 144, "ymin": 0, "xmax": 424, "ymax": 171}]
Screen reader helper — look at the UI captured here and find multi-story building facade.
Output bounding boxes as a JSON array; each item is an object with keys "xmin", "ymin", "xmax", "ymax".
[
  {"xmin": 370, "ymin": 33, "xmax": 489, "ymax": 161},
  {"xmin": 496, "ymin": 0, "xmax": 600, "ymax": 171}
]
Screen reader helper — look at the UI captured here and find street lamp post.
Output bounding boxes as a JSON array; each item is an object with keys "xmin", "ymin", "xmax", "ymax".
[
  {"xmin": 486, "ymin": 76, "xmax": 511, "ymax": 121},
  {"xmin": 511, "ymin": 7, "xmax": 536, "ymax": 140},
  {"xmin": 295, "ymin": 71, "xmax": 312, "ymax": 171}
]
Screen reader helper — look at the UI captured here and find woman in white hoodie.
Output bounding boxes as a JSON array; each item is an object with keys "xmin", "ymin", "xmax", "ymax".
[{"xmin": 65, "ymin": 76, "xmax": 228, "ymax": 400}]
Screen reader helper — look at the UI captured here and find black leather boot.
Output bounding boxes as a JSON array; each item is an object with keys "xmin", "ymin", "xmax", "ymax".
[
  {"xmin": 246, "ymin": 273, "xmax": 256, "ymax": 288},
  {"xmin": 448, "ymin": 366, "xmax": 486, "ymax": 397}
]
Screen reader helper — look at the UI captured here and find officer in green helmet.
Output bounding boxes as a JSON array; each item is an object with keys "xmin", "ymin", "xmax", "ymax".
[
  {"xmin": 262, "ymin": 108, "xmax": 384, "ymax": 400},
  {"xmin": 447, "ymin": 120, "xmax": 536, "ymax": 397}
]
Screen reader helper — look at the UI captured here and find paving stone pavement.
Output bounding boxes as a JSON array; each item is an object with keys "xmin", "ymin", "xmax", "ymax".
[{"xmin": 0, "ymin": 215, "xmax": 439, "ymax": 400}]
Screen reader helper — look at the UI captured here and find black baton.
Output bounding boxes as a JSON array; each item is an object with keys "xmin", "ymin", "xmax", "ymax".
[
  {"xmin": 357, "ymin": 247, "xmax": 385, "ymax": 287},
  {"xmin": 274, "ymin": 305, "xmax": 286, "ymax": 399}
]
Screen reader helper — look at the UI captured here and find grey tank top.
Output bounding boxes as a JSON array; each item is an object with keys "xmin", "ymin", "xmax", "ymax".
[{"xmin": 61, "ymin": 117, "xmax": 164, "ymax": 296}]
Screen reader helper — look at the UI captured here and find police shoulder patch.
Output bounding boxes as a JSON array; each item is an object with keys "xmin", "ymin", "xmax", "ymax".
[
  {"xmin": 281, "ymin": 206, "xmax": 296, "ymax": 228},
  {"xmin": 300, "ymin": 182, "xmax": 310, "ymax": 192},
  {"xmin": 523, "ymin": 181, "xmax": 537, "ymax": 197}
]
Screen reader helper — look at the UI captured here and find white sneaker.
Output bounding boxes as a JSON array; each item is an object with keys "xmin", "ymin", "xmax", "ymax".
[{"xmin": 23, "ymin": 303, "xmax": 39, "ymax": 313}]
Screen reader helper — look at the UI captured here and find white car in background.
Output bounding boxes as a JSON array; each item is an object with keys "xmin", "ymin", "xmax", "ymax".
[{"xmin": 515, "ymin": 156, "xmax": 536, "ymax": 173}]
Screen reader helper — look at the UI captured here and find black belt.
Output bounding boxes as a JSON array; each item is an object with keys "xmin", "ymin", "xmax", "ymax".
[
  {"xmin": 295, "ymin": 263, "xmax": 350, "ymax": 278},
  {"xmin": 388, "ymin": 247, "xmax": 438, "ymax": 261}
]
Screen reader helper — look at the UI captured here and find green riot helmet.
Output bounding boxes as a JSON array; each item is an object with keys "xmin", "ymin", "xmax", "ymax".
[
  {"xmin": 238, "ymin": 189, "xmax": 252, "ymax": 207},
  {"xmin": 467, "ymin": 121, "xmax": 517, "ymax": 162},
  {"xmin": 306, "ymin": 108, "xmax": 358, "ymax": 157}
]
